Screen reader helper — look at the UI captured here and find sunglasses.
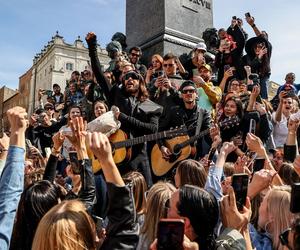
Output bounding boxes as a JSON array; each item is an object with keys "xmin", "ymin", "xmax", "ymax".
[
  {"xmin": 131, "ymin": 52, "xmax": 140, "ymax": 57},
  {"xmin": 279, "ymin": 228, "xmax": 291, "ymax": 247},
  {"xmin": 181, "ymin": 89, "xmax": 196, "ymax": 94},
  {"xmin": 45, "ymin": 107, "xmax": 54, "ymax": 110},
  {"xmin": 123, "ymin": 71, "xmax": 140, "ymax": 81},
  {"xmin": 163, "ymin": 63, "xmax": 175, "ymax": 68}
]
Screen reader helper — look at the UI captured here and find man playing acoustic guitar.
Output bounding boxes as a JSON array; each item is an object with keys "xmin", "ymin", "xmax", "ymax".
[{"xmin": 156, "ymin": 80, "xmax": 213, "ymax": 178}]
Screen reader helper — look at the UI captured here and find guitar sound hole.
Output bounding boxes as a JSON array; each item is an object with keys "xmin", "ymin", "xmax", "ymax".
[{"xmin": 173, "ymin": 145, "xmax": 182, "ymax": 156}]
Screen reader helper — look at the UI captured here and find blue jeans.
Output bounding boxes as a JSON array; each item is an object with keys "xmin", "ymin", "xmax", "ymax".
[{"xmin": 259, "ymin": 75, "xmax": 270, "ymax": 99}]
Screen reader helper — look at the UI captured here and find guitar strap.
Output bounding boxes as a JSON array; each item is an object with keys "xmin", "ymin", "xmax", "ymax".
[{"xmin": 194, "ymin": 107, "xmax": 203, "ymax": 146}]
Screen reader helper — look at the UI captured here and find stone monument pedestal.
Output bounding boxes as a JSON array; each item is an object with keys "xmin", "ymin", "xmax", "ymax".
[{"xmin": 126, "ymin": 0, "xmax": 213, "ymax": 62}]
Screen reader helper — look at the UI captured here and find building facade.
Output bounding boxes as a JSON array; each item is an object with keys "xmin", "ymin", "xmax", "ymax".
[
  {"xmin": 0, "ymin": 86, "xmax": 18, "ymax": 132},
  {"xmin": 28, "ymin": 31, "xmax": 109, "ymax": 114}
]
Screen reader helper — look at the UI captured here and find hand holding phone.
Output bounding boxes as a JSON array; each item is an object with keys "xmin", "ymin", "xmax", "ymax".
[
  {"xmin": 157, "ymin": 219, "xmax": 184, "ymax": 250},
  {"xmin": 232, "ymin": 174, "xmax": 249, "ymax": 211}
]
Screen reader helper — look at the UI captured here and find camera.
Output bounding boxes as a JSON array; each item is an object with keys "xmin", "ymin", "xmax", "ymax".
[
  {"xmin": 245, "ymin": 12, "xmax": 251, "ymax": 18},
  {"xmin": 232, "ymin": 16, "xmax": 237, "ymax": 20}
]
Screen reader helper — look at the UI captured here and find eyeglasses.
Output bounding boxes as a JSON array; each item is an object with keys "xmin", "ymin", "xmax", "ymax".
[
  {"xmin": 279, "ymin": 228, "xmax": 291, "ymax": 247},
  {"xmin": 123, "ymin": 71, "xmax": 140, "ymax": 81},
  {"xmin": 130, "ymin": 52, "xmax": 140, "ymax": 58},
  {"xmin": 163, "ymin": 63, "xmax": 175, "ymax": 68},
  {"xmin": 181, "ymin": 89, "xmax": 196, "ymax": 94}
]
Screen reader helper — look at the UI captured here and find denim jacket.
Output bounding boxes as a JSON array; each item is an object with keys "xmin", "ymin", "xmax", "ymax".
[
  {"xmin": 0, "ymin": 146, "xmax": 25, "ymax": 250},
  {"xmin": 205, "ymin": 164, "xmax": 223, "ymax": 202}
]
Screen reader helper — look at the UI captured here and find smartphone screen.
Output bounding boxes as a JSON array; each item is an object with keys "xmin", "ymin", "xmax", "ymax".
[
  {"xmin": 232, "ymin": 174, "xmax": 249, "ymax": 211},
  {"xmin": 249, "ymin": 119, "xmax": 256, "ymax": 134},
  {"xmin": 69, "ymin": 152, "xmax": 81, "ymax": 174},
  {"xmin": 157, "ymin": 219, "xmax": 184, "ymax": 250},
  {"xmin": 290, "ymin": 183, "xmax": 300, "ymax": 213}
]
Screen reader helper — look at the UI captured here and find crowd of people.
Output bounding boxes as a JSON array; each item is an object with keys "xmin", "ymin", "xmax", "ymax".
[{"xmin": 1, "ymin": 14, "xmax": 300, "ymax": 250}]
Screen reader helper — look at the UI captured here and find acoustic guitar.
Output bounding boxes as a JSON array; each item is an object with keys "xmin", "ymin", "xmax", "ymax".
[
  {"xmin": 88, "ymin": 126, "xmax": 187, "ymax": 173},
  {"xmin": 151, "ymin": 116, "xmax": 240, "ymax": 176}
]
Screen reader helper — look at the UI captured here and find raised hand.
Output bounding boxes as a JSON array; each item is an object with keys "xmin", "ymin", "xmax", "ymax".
[
  {"xmin": 245, "ymin": 133, "xmax": 266, "ymax": 157},
  {"xmin": 220, "ymin": 141, "xmax": 237, "ymax": 156},
  {"xmin": 7, "ymin": 106, "xmax": 28, "ymax": 148},
  {"xmin": 85, "ymin": 32, "xmax": 96, "ymax": 43},
  {"xmin": 221, "ymin": 186, "xmax": 251, "ymax": 231},
  {"xmin": 52, "ymin": 131, "xmax": 65, "ymax": 151},
  {"xmin": 247, "ymin": 169, "xmax": 276, "ymax": 199},
  {"xmin": 87, "ymin": 132, "xmax": 113, "ymax": 164}
]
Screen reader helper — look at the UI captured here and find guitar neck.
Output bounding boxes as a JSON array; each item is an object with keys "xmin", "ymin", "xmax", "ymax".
[
  {"xmin": 113, "ymin": 130, "xmax": 182, "ymax": 149},
  {"xmin": 178, "ymin": 116, "xmax": 239, "ymax": 148},
  {"xmin": 178, "ymin": 128, "xmax": 210, "ymax": 148}
]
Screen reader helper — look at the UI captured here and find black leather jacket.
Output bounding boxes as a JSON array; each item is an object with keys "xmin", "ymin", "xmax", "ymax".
[
  {"xmin": 87, "ymin": 35, "xmax": 162, "ymax": 157},
  {"xmin": 101, "ymin": 183, "xmax": 139, "ymax": 250}
]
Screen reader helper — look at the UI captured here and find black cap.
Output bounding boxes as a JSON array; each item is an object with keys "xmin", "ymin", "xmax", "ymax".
[{"xmin": 179, "ymin": 80, "xmax": 197, "ymax": 92}]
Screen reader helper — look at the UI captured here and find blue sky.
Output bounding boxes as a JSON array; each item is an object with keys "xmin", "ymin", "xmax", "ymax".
[{"xmin": 0, "ymin": 0, "xmax": 299, "ymax": 89}]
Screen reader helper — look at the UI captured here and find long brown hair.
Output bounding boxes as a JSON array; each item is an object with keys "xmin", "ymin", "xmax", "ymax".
[
  {"xmin": 122, "ymin": 70, "xmax": 149, "ymax": 102},
  {"xmin": 123, "ymin": 171, "xmax": 147, "ymax": 214},
  {"xmin": 176, "ymin": 159, "xmax": 207, "ymax": 188}
]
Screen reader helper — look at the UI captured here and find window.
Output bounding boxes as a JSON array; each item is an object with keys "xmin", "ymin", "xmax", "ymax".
[{"xmin": 66, "ymin": 63, "xmax": 73, "ymax": 71}]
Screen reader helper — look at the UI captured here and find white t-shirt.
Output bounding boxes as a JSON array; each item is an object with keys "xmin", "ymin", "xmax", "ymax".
[{"xmin": 271, "ymin": 112, "xmax": 288, "ymax": 148}]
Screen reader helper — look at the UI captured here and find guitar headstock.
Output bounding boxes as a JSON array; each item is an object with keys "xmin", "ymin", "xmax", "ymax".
[
  {"xmin": 219, "ymin": 116, "xmax": 240, "ymax": 129},
  {"xmin": 165, "ymin": 126, "xmax": 187, "ymax": 137}
]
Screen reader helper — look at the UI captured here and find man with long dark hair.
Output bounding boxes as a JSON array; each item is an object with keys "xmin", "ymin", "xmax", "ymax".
[{"xmin": 86, "ymin": 32, "xmax": 162, "ymax": 186}]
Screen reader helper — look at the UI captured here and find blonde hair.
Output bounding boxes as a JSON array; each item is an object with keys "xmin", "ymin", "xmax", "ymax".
[
  {"xmin": 123, "ymin": 171, "xmax": 147, "ymax": 214},
  {"xmin": 266, "ymin": 186, "xmax": 295, "ymax": 250},
  {"xmin": 141, "ymin": 182, "xmax": 176, "ymax": 246},
  {"xmin": 32, "ymin": 200, "xmax": 96, "ymax": 250}
]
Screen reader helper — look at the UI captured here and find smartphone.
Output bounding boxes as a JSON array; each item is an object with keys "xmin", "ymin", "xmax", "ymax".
[
  {"xmin": 224, "ymin": 64, "xmax": 231, "ymax": 71},
  {"xmin": 154, "ymin": 70, "xmax": 165, "ymax": 78},
  {"xmin": 157, "ymin": 219, "xmax": 185, "ymax": 250},
  {"xmin": 69, "ymin": 152, "xmax": 81, "ymax": 174},
  {"xmin": 232, "ymin": 174, "xmax": 249, "ymax": 211},
  {"xmin": 208, "ymin": 147, "xmax": 217, "ymax": 161},
  {"xmin": 245, "ymin": 151, "xmax": 257, "ymax": 168},
  {"xmin": 290, "ymin": 183, "xmax": 300, "ymax": 213},
  {"xmin": 245, "ymin": 12, "xmax": 251, "ymax": 18},
  {"xmin": 25, "ymin": 139, "xmax": 33, "ymax": 148},
  {"xmin": 249, "ymin": 119, "xmax": 256, "ymax": 134},
  {"xmin": 232, "ymin": 16, "xmax": 237, "ymax": 20},
  {"xmin": 91, "ymin": 215, "xmax": 104, "ymax": 234}
]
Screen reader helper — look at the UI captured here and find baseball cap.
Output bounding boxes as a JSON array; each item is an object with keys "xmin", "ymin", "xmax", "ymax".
[
  {"xmin": 199, "ymin": 63, "xmax": 212, "ymax": 72},
  {"xmin": 194, "ymin": 42, "xmax": 207, "ymax": 52}
]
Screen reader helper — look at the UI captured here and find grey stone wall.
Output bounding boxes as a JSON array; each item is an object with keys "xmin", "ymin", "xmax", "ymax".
[{"xmin": 126, "ymin": 0, "xmax": 213, "ymax": 63}]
